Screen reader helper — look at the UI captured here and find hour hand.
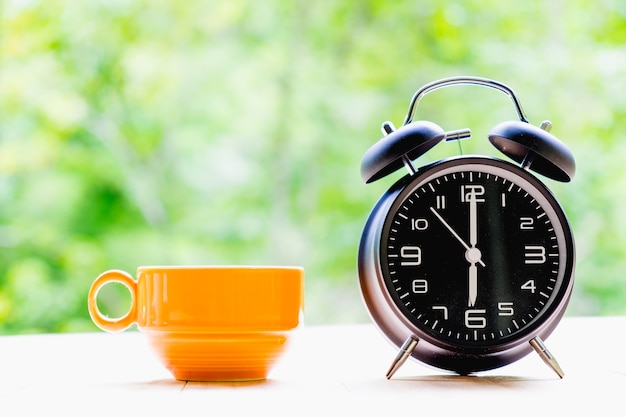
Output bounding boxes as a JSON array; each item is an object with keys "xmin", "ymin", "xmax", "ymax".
[{"xmin": 468, "ymin": 264, "xmax": 477, "ymax": 307}]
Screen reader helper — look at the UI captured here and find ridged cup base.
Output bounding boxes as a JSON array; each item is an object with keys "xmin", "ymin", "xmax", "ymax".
[{"xmin": 145, "ymin": 331, "xmax": 290, "ymax": 382}]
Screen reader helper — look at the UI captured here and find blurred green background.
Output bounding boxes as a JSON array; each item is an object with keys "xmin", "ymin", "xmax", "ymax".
[{"xmin": 1, "ymin": 0, "xmax": 625, "ymax": 333}]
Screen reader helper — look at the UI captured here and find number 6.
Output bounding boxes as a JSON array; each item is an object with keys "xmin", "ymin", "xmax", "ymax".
[{"xmin": 465, "ymin": 309, "xmax": 486, "ymax": 329}]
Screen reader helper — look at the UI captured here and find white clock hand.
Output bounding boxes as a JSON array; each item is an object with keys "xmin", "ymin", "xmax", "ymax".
[
  {"xmin": 468, "ymin": 190, "xmax": 478, "ymax": 307},
  {"xmin": 430, "ymin": 207, "xmax": 470, "ymax": 250},
  {"xmin": 469, "ymin": 190, "xmax": 478, "ymax": 247},
  {"xmin": 430, "ymin": 207, "xmax": 486, "ymax": 267},
  {"xmin": 468, "ymin": 264, "xmax": 477, "ymax": 307}
]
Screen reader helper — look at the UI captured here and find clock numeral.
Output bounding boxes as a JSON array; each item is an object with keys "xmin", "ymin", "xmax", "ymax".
[
  {"xmin": 501, "ymin": 192, "xmax": 506, "ymax": 207},
  {"xmin": 411, "ymin": 218, "xmax": 429, "ymax": 231},
  {"xmin": 400, "ymin": 246, "xmax": 422, "ymax": 266},
  {"xmin": 521, "ymin": 279, "xmax": 537, "ymax": 293},
  {"xmin": 412, "ymin": 279, "xmax": 428, "ymax": 294},
  {"xmin": 524, "ymin": 245, "xmax": 546, "ymax": 264},
  {"xmin": 520, "ymin": 217, "xmax": 534, "ymax": 230},
  {"xmin": 498, "ymin": 302, "xmax": 514, "ymax": 316},
  {"xmin": 432, "ymin": 305, "xmax": 448, "ymax": 320},
  {"xmin": 436, "ymin": 195, "xmax": 446, "ymax": 209},
  {"xmin": 460, "ymin": 185, "xmax": 485, "ymax": 203},
  {"xmin": 465, "ymin": 309, "xmax": 487, "ymax": 329}
]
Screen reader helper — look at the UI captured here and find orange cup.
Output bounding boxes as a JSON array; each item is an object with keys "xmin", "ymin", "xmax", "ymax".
[{"xmin": 87, "ymin": 266, "xmax": 304, "ymax": 381}]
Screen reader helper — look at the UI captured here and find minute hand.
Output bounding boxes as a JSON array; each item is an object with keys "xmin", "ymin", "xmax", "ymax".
[
  {"xmin": 469, "ymin": 191, "xmax": 478, "ymax": 247},
  {"xmin": 429, "ymin": 207, "xmax": 486, "ymax": 267}
]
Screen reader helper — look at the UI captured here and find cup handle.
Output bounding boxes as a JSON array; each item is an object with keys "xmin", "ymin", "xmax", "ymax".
[{"xmin": 87, "ymin": 269, "xmax": 137, "ymax": 333}]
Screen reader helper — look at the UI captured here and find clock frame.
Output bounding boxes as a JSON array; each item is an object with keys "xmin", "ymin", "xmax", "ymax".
[{"xmin": 359, "ymin": 156, "xmax": 574, "ymax": 377}]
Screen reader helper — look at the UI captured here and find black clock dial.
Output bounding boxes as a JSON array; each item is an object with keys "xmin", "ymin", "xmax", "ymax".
[{"xmin": 379, "ymin": 157, "xmax": 574, "ymax": 351}]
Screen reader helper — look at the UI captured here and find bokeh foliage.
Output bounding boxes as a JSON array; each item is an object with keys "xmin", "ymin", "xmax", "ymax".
[{"xmin": 1, "ymin": 0, "xmax": 625, "ymax": 333}]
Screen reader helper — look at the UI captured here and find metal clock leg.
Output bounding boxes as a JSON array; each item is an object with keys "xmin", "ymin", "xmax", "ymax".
[
  {"xmin": 386, "ymin": 336, "xmax": 419, "ymax": 379},
  {"xmin": 530, "ymin": 336, "xmax": 565, "ymax": 379}
]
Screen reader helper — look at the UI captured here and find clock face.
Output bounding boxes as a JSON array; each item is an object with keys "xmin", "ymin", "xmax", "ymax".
[{"xmin": 379, "ymin": 157, "xmax": 574, "ymax": 351}]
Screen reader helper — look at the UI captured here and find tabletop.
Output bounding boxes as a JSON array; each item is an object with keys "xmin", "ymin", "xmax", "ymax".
[{"xmin": 1, "ymin": 316, "xmax": 624, "ymax": 416}]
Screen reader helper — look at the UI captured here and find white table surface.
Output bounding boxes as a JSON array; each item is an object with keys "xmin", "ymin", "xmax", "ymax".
[{"xmin": 1, "ymin": 316, "xmax": 624, "ymax": 416}]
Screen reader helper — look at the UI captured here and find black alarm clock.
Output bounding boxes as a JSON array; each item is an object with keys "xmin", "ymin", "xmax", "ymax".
[{"xmin": 357, "ymin": 76, "xmax": 575, "ymax": 379}]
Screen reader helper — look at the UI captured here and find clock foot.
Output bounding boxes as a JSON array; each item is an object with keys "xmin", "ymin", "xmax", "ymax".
[
  {"xmin": 386, "ymin": 335, "xmax": 419, "ymax": 379},
  {"xmin": 529, "ymin": 336, "xmax": 564, "ymax": 379}
]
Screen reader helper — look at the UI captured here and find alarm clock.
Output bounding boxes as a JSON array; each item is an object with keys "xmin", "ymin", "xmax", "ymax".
[{"xmin": 357, "ymin": 76, "xmax": 575, "ymax": 379}]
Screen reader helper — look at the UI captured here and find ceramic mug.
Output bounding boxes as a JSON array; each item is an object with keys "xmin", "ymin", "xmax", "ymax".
[{"xmin": 87, "ymin": 265, "xmax": 304, "ymax": 381}]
